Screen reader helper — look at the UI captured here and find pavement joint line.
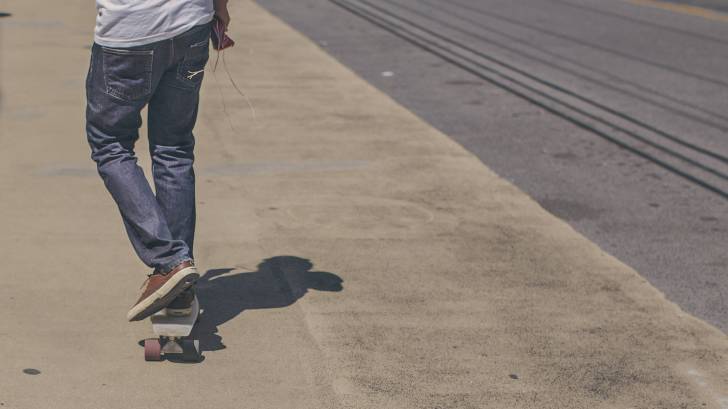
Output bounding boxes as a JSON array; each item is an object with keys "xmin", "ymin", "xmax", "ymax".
[
  {"xmin": 334, "ymin": 0, "xmax": 728, "ymax": 200},
  {"xmin": 628, "ymin": 0, "xmax": 728, "ymax": 22},
  {"xmin": 3, "ymin": 0, "xmax": 728, "ymax": 406},
  {"xmin": 399, "ymin": 0, "xmax": 728, "ymax": 133},
  {"xmin": 353, "ymin": 0, "xmax": 728, "ymax": 170},
  {"xmin": 443, "ymin": 0, "xmax": 728, "ymax": 87}
]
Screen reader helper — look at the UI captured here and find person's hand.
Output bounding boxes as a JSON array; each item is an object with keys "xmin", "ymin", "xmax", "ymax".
[{"xmin": 213, "ymin": 0, "xmax": 230, "ymax": 31}]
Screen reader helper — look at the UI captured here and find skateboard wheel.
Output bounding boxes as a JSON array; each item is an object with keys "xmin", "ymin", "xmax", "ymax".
[
  {"xmin": 144, "ymin": 338, "xmax": 162, "ymax": 361},
  {"xmin": 181, "ymin": 339, "xmax": 200, "ymax": 362}
]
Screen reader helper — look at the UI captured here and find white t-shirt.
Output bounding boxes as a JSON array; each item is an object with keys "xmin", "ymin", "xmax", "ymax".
[{"xmin": 95, "ymin": 0, "xmax": 215, "ymax": 48}]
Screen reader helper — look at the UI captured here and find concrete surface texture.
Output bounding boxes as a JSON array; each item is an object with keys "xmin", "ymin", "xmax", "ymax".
[
  {"xmin": 0, "ymin": 1, "xmax": 726, "ymax": 408},
  {"xmin": 256, "ymin": 0, "xmax": 728, "ymax": 334}
]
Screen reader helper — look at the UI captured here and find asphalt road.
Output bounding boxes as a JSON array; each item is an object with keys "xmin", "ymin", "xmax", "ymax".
[
  {"xmin": 256, "ymin": 0, "xmax": 728, "ymax": 333},
  {"xmin": 3, "ymin": 1, "xmax": 728, "ymax": 406},
  {"xmin": 662, "ymin": 0, "xmax": 728, "ymax": 13}
]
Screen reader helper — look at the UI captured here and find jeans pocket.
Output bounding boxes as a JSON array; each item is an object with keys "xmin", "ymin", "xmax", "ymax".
[
  {"xmin": 176, "ymin": 40, "xmax": 210, "ymax": 89},
  {"xmin": 101, "ymin": 47, "xmax": 154, "ymax": 101}
]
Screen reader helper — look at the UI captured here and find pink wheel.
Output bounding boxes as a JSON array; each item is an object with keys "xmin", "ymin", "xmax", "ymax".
[{"xmin": 144, "ymin": 338, "xmax": 162, "ymax": 361}]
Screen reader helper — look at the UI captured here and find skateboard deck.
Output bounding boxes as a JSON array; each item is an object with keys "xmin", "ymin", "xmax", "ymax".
[{"xmin": 143, "ymin": 290, "xmax": 201, "ymax": 362}]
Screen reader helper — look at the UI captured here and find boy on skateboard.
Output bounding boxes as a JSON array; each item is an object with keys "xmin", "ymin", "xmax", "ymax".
[{"xmin": 85, "ymin": 0, "xmax": 230, "ymax": 321}]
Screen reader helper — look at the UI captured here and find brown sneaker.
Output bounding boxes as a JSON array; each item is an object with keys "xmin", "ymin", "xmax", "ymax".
[{"xmin": 127, "ymin": 260, "xmax": 199, "ymax": 321}]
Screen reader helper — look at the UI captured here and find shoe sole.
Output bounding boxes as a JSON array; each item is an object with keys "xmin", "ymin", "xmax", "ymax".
[
  {"xmin": 166, "ymin": 307, "xmax": 193, "ymax": 316},
  {"xmin": 127, "ymin": 267, "xmax": 200, "ymax": 322}
]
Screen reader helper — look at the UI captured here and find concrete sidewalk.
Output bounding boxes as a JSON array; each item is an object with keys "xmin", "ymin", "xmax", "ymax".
[{"xmin": 0, "ymin": 1, "xmax": 726, "ymax": 408}]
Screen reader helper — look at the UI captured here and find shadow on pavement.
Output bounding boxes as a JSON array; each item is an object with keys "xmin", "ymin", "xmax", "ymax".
[{"xmin": 192, "ymin": 255, "xmax": 343, "ymax": 352}]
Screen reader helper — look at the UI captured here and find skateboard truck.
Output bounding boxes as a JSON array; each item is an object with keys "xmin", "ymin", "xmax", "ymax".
[{"xmin": 143, "ymin": 287, "xmax": 201, "ymax": 362}]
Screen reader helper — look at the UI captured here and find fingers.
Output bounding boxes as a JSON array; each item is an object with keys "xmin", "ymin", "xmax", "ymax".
[{"xmin": 216, "ymin": 12, "xmax": 230, "ymax": 31}]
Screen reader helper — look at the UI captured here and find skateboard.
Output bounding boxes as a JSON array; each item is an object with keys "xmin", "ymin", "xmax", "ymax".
[{"xmin": 143, "ymin": 287, "xmax": 201, "ymax": 362}]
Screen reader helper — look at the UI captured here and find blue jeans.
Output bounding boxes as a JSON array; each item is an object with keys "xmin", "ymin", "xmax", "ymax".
[{"xmin": 85, "ymin": 23, "xmax": 211, "ymax": 273}]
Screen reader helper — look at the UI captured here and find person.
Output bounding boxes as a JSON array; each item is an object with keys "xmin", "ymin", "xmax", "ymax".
[{"xmin": 85, "ymin": 0, "xmax": 230, "ymax": 322}]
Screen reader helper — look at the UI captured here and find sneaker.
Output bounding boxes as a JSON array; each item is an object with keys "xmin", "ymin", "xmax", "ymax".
[
  {"xmin": 166, "ymin": 287, "xmax": 196, "ymax": 316},
  {"xmin": 127, "ymin": 260, "xmax": 199, "ymax": 321}
]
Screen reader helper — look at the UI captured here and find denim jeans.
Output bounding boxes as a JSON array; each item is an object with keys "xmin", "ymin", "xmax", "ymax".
[{"xmin": 85, "ymin": 23, "xmax": 211, "ymax": 273}]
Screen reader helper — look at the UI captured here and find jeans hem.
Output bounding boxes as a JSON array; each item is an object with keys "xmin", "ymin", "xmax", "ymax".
[{"xmin": 158, "ymin": 256, "xmax": 193, "ymax": 274}]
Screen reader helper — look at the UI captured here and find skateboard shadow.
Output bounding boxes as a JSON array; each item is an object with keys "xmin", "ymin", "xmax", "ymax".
[{"xmin": 192, "ymin": 255, "xmax": 343, "ymax": 352}]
